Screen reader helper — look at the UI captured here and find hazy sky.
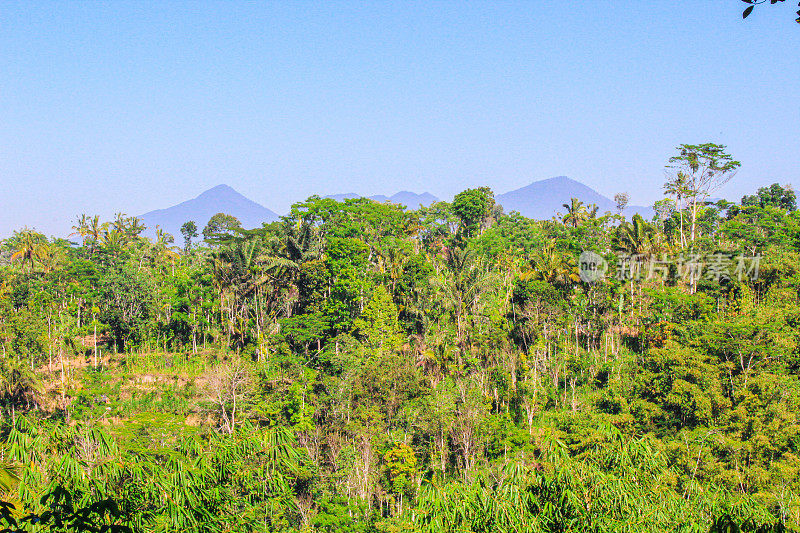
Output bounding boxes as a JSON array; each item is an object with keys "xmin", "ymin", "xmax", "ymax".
[{"xmin": 2, "ymin": 1, "xmax": 799, "ymax": 236}]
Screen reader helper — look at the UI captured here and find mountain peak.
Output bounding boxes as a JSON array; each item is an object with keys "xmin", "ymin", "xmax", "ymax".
[
  {"xmin": 198, "ymin": 184, "xmax": 240, "ymax": 199},
  {"xmin": 497, "ymin": 176, "xmax": 653, "ymax": 220},
  {"xmin": 518, "ymin": 176, "xmax": 585, "ymax": 190},
  {"xmin": 543, "ymin": 175, "xmax": 578, "ymax": 184},
  {"xmin": 139, "ymin": 184, "xmax": 279, "ymax": 238}
]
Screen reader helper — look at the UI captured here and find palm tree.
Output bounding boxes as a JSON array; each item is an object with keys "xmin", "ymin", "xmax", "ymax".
[
  {"xmin": 99, "ymin": 221, "xmax": 130, "ymax": 250},
  {"xmin": 128, "ymin": 216, "xmax": 146, "ymax": 238},
  {"xmin": 10, "ymin": 228, "xmax": 48, "ymax": 274},
  {"xmin": 153, "ymin": 227, "xmax": 181, "ymax": 268},
  {"xmin": 70, "ymin": 214, "xmax": 90, "ymax": 243},
  {"xmin": 112, "ymin": 212, "xmax": 128, "ymax": 233},
  {"xmin": 523, "ymin": 239, "xmax": 579, "ymax": 286},
  {"xmin": 256, "ymin": 220, "xmax": 324, "ymax": 315},
  {"xmin": 430, "ymin": 247, "xmax": 495, "ymax": 359},
  {"xmin": 615, "ymin": 214, "xmax": 665, "ymax": 294},
  {"xmin": 208, "ymin": 233, "xmax": 292, "ymax": 348},
  {"xmin": 38, "ymin": 244, "xmax": 65, "ymax": 273},
  {"xmin": 74, "ymin": 215, "xmax": 103, "ymax": 255},
  {"xmin": 560, "ymin": 198, "xmax": 588, "ymax": 228},
  {"xmin": 617, "ymin": 214, "xmax": 655, "ymax": 255},
  {"xmin": 374, "ymin": 238, "xmax": 411, "ymax": 294},
  {"xmin": 664, "ymin": 172, "xmax": 690, "ymax": 247}
]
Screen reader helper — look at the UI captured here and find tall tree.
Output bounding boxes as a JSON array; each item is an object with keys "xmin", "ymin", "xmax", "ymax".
[
  {"xmin": 70, "ymin": 214, "xmax": 90, "ymax": 244},
  {"xmin": 10, "ymin": 229, "xmax": 48, "ymax": 274},
  {"xmin": 203, "ymin": 213, "xmax": 242, "ymax": 242},
  {"xmin": 560, "ymin": 198, "xmax": 588, "ymax": 228},
  {"xmin": 524, "ymin": 239, "xmax": 579, "ymax": 287},
  {"xmin": 451, "ymin": 187, "xmax": 495, "ymax": 240},
  {"xmin": 664, "ymin": 171, "xmax": 691, "ymax": 247},
  {"xmin": 353, "ymin": 285, "xmax": 402, "ymax": 351},
  {"xmin": 614, "ymin": 192, "xmax": 630, "ymax": 215},
  {"xmin": 86, "ymin": 215, "xmax": 103, "ymax": 255},
  {"xmin": 180, "ymin": 221, "xmax": 199, "ymax": 252},
  {"xmin": 616, "ymin": 213, "xmax": 656, "ymax": 255},
  {"xmin": 667, "ymin": 143, "xmax": 740, "ymax": 246}
]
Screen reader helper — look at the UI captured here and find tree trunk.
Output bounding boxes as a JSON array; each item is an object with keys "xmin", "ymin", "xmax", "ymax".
[
  {"xmin": 678, "ymin": 194, "xmax": 685, "ymax": 247},
  {"xmin": 59, "ymin": 344, "xmax": 66, "ymax": 410},
  {"xmin": 93, "ymin": 320, "xmax": 98, "ymax": 369}
]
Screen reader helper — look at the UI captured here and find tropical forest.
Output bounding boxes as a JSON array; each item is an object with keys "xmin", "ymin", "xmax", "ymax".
[{"xmin": 0, "ymin": 144, "xmax": 799, "ymax": 532}]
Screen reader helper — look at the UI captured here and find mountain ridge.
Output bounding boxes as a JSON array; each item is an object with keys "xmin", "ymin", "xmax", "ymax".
[
  {"xmin": 323, "ymin": 191, "xmax": 439, "ymax": 208},
  {"xmin": 139, "ymin": 177, "xmax": 654, "ymax": 239}
]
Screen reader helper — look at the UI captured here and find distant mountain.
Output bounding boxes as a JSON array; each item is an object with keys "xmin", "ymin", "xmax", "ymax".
[
  {"xmin": 137, "ymin": 178, "xmax": 652, "ymax": 242},
  {"xmin": 324, "ymin": 193, "xmax": 361, "ymax": 202},
  {"xmin": 324, "ymin": 191, "xmax": 438, "ymax": 208},
  {"xmin": 496, "ymin": 176, "xmax": 653, "ymax": 220},
  {"xmin": 384, "ymin": 191, "xmax": 439, "ymax": 208},
  {"xmin": 139, "ymin": 184, "xmax": 280, "ymax": 239}
]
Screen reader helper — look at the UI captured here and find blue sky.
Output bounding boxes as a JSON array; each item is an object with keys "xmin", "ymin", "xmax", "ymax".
[{"xmin": 1, "ymin": 1, "xmax": 799, "ymax": 236}]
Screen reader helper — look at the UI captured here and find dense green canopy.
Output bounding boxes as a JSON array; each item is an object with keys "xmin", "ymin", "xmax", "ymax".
[{"xmin": 0, "ymin": 176, "xmax": 799, "ymax": 531}]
